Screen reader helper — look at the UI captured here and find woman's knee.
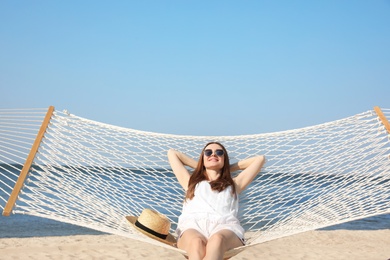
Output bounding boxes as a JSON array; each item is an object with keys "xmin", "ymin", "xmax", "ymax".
[
  {"xmin": 207, "ymin": 233, "xmax": 226, "ymax": 247},
  {"xmin": 186, "ymin": 236, "xmax": 207, "ymax": 259},
  {"xmin": 207, "ymin": 230, "xmax": 243, "ymax": 251},
  {"xmin": 188, "ymin": 236, "xmax": 206, "ymax": 248},
  {"xmin": 178, "ymin": 230, "xmax": 207, "ymax": 252}
]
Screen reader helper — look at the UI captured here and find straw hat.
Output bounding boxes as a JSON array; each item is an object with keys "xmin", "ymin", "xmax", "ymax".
[{"xmin": 126, "ymin": 208, "xmax": 176, "ymax": 246}]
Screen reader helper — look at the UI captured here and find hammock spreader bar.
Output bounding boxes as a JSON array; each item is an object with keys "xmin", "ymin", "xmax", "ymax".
[
  {"xmin": 2, "ymin": 105, "xmax": 55, "ymax": 216},
  {"xmin": 374, "ymin": 106, "xmax": 390, "ymax": 135}
]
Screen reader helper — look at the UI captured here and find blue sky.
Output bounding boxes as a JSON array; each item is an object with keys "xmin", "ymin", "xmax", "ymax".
[{"xmin": 1, "ymin": 1, "xmax": 389, "ymax": 136}]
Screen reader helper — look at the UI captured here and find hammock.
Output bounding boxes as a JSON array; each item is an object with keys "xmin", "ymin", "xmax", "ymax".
[{"xmin": 1, "ymin": 106, "xmax": 390, "ymax": 258}]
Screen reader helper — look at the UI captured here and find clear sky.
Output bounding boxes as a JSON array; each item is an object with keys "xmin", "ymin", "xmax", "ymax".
[{"xmin": 1, "ymin": 1, "xmax": 389, "ymax": 136}]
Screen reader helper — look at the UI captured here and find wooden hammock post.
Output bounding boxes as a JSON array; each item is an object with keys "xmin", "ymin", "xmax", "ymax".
[
  {"xmin": 2, "ymin": 106, "xmax": 55, "ymax": 216},
  {"xmin": 374, "ymin": 106, "xmax": 390, "ymax": 135}
]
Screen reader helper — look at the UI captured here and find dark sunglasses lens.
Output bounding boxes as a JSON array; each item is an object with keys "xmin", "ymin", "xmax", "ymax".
[
  {"xmin": 204, "ymin": 149, "xmax": 224, "ymax": 157},
  {"xmin": 204, "ymin": 149, "xmax": 213, "ymax": 156},
  {"xmin": 215, "ymin": 150, "xmax": 224, "ymax": 156}
]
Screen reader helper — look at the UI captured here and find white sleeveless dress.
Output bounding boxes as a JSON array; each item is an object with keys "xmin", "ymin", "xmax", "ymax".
[{"xmin": 176, "ymin": 181, "xmax": 245, "ymax": 243}]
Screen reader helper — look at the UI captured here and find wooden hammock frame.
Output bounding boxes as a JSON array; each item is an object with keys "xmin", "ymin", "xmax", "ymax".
[
  {"xmin": 2, "ymin": 106, "xmax": 55, "ymax": 216},
  {"xmin": 374, "ymin": 106, "xmax": 390, "ymax": 135}
]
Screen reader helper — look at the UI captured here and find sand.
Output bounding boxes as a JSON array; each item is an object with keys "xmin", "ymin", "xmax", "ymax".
[{"xmin": 0, "ymin": 230, "xmax": 389, "ymax": 260}]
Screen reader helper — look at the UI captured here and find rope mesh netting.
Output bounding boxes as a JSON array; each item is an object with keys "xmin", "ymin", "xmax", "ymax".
[{"xmin": 0, "ymin": 107, "xmax": 389, "ymax": 252}]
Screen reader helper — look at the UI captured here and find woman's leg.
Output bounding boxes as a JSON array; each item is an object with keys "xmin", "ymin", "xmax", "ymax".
[
  {"xmin": 177, "ymin": 229, "xmax": 207, "ymax": 260},
  {"xmin": 203, "ymin": 229, "xmax": 243, "ymax": 260}
]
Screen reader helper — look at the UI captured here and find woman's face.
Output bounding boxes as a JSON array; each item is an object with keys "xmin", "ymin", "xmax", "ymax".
[{"xmin": 203, "ymin": 143, "xmax": 225, "ymax": 171}]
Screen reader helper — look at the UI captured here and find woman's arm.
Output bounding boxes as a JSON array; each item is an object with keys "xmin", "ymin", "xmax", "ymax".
[
  {"xmin": 232, "ymin": 155, "xmax": 266, "ymax": 194},
  {"xmin": 167, "ymin": 149, "xmax": 197, "ymax": 191}
]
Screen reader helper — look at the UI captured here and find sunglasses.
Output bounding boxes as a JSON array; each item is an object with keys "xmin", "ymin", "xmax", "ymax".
[{"xmin": 204, "ymin": 149, "xmax": 224, "ymax": 157}]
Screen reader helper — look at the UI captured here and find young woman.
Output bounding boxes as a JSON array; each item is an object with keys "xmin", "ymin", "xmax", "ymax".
[{"xmin": 167, "ymin": 141, "xmax": 266, "ymax": 260}]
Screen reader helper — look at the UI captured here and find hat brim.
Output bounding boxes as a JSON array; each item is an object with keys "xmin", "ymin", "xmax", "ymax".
[{"xmin": 126, "ymin": 216, "xmax": 176, "ymax": 246}]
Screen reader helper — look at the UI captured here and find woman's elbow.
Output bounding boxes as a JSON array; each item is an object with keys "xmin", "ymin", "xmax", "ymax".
[
  {"xmin": 167, "ymin": 148, "xmax": 176, "ymax": 156},
  {"xmin": 256, "ymin": 155, "xmax": 265, "ymax": 161},
  {"xmin": 257, "ymin": 155, "xmax": 266, "ymax": 166},
  {"xmin": 167, "ymin": 148, "xmax": 177, "ymax": 160}
]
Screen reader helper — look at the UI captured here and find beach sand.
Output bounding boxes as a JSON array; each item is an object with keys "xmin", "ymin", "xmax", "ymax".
[{"xmin": 0, "ymin": 230, "xmax": 389, "ymax": 260}]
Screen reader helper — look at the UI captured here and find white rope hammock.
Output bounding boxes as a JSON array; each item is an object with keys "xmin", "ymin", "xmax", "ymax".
[{"xmin": 1, "ymin": 106, "xmax": 390, "ymax": 256}]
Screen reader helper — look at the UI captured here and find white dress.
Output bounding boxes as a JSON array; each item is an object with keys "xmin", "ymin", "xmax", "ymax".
[{"xmin": 176, "ymin": 181, "xmax": 245, "ymax": 242}]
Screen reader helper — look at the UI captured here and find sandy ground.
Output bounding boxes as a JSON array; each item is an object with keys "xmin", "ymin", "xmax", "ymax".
[{"xmin": 0, "ymin": 230, "xmax": 389, "ymax": 260}]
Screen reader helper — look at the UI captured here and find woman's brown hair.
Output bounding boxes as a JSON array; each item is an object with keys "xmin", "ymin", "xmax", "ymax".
[{"xmin": 185, "ymin": 142, "xmax": 236, "ymax": 200}]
